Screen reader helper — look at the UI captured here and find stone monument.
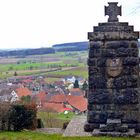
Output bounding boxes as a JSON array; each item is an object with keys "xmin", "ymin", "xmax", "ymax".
[{"xmin": 84, "ymin": 2, "xmax": 140, "ymax": 136}]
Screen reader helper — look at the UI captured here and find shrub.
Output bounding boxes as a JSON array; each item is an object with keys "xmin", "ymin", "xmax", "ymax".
[
  {"xmin": 0, "ymin": 102, "xmax": 37, "ymax": 131},
  {"xmin": 0, "ymin": 102, "xmax": 11, "ymax": 131},
  {"xmin": 10, "ymin": 103, "xmax": 37, "ymax": 131}
]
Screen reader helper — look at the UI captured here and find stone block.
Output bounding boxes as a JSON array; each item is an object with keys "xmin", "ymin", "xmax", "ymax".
[
  {"xmin": 106, "ymin": 41, "xmax": 129, "ymax": 49},
  {"xmin": 114, "ymin": 88, "xmax": 139, "ymax": 104},
  {"xmin": 89, "ymin": 41, "xmax": 103, "ymax": 49},
  {"xmin": 116, "ymin": 48, "xmax": 138, "ymax": 57},
  {"xmin": 87, "ymin": 111, "xmax": 108, "ymax": 123},
  {"xmin": 116, "ymin": 124, "xmax": 128, "ymax": 133},
  {"xmin": 130, "ymin": 41, "xmax": 138, "ymax": 48},
  {"xmin": 122, "ymin": 66, "xmax": 139, "ymax": 75},
  {"xmin": 107, "ymin": 111, "xmax": 124, "ymax": 119},
  {"xmin": 97, "ymin": 58, "xmax": 107, "ymax": 67},
  {"xmin": 135, "ymin": 124, "xmax": 140, "ymax": 133},
  {"xmin": 115, "ymin": 104, "xmax": 139, "ymax": 111},
  {"xmin": 102, "ymin": 49, "xmax": 116, "ymax": 57},
  {"xmin": 87, "ymin": 104, "xmax": 116, "ymax": 111},
  {"xmin": 123, "ymin": 57, "xmax": 139, "ymax": 66},
  {"xmin": 128, "ymin": 123, "xmax": 137, "ymax": 129},
  {"xmin": 92, "ymin": 129, "xmax": 135, "ymax": 136},
  {"xmin": 88, "ymin": 58, "xmax": 107, "ymax": 67},
  {"xmin": 113, "ymin": 75, "xmax": 138, "ymax": 89},
  {"xmin": 107, "ymin": 119, "xmax": 121, "ymax": 124},
  {"xmin": 100, "ymin": 124, "xmax": 115, "ymax": 132},
  {"xmin": 88, "ymin": 89, "xmax": 113, "ymax": 104},
  {"xmin": 94, "ymin": 25, "xmax": 133, "ymax": 32},
  {"xmin": 89, "ymin": 48, "xmax": 138, "ymax": 58},
  {"xmin": 98, "ymin": 22, "xmax": 129, "ymax": 26},
  {"xmin": 121, "ymin": 111, "xmax": 140, "ymax": 124},
  {"xmin": 88, "ymin": 76, "xmax": 107, "ymax": 89},
  {"xmin": 88, "ymin": 67, "xmax": 105, "ymax": 75},
  {"xmin": 88, "ymin": 32, "xmax": 139, "ymax": 41},
  {"xmin": 87, "ymin": 59, "xmax": 97, "ymax": 67},
  {"xmin": 84, "ymin": 122, "xmax": 100, "ymax": 132},
  {"xmin": 113, "ymin": 76, "xmax": 127, "ymax": 89}
]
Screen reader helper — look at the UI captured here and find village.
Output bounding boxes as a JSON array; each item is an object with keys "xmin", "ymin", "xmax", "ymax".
[{"xmin": 0, "ymin": 75, "xmax": 88, "ymax": 114}]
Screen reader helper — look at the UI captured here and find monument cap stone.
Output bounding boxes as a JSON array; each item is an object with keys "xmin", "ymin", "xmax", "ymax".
[{"xmin": 105, "ymin": 2, "xmax": 122, "ymax": 22}]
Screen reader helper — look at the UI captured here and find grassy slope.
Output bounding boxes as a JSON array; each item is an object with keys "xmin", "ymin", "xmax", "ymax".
[
  {"xmin": 0, "ymin": 131, "xmax": 139, "ymax": 140},
  {"xmin": 37, "ymin": 111, "xmax": 74, "ymax": 128}
]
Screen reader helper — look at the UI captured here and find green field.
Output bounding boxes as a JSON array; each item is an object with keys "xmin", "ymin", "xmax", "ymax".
[
  {"xmin": 0, "ymin": 61, "xmax": 82, "ymax": 72},
  {"xmin": 0, "ymin": 51, "xmax": 88, "ymax": 79},
  {"xmin": 47, "ymin": 67, "xmax": 88, "ymax": 79},
  {"xmin": 0, "ymin": 131, "xmax": 139, "ymax": 140}
]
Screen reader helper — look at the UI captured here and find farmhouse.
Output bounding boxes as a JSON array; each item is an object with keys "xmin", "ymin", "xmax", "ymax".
[
  {"xmin": 45, "ymin": 93, "xmax": 87, "ymax": 113},
  {"xmin": 32, "ymin": 91, "xmax": 48, "ymax": 107},
  {"xmin": 43, "ymin": 102, "xmax": 72, "ymax": 113},
  {"xmin": 16, "ymin": 87, "xmax": 32, "ymax": 98},
  {"xmin": 0, "ymin": 88, "xmax": 18, "ymax": 102}
]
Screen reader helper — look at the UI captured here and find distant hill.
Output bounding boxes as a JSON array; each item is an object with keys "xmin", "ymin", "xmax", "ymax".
[
  {"xmin": 52, "ymin": 41, "xmax": 89, "ymax": 52},
  {"xmin": 0, "ymin": 47, "xmax": 55, "ymax": 57}
]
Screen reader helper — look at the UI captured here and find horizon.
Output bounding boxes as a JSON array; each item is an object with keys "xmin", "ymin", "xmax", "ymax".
[{"xmin": 0, "ymin": 0, "xmax": 140, "ymax": 49}]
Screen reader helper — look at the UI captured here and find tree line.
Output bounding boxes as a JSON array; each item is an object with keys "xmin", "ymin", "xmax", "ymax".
[{"xmin": 0, "ymin": 48, "xmax": 55, "ymax": 57}]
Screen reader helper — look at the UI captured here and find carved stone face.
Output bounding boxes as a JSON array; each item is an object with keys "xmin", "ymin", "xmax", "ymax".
[{"xmin": 106, "ymin": 58, "xmax": 122, "ymax": 77}]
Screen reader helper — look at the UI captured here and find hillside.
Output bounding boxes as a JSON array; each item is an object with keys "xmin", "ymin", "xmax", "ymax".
[
  {"xmin": 52, "ymin": 41, "xmax": 89, "ymax": 52},
  {"xmin": 0, "ymin": 48, "xmax": 55, "ymax": 57}
]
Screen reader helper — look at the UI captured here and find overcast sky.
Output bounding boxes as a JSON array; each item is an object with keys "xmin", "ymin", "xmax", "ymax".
[{"xmin": 0, "ymin": 0, "xmax": 140, "ymax": 49}]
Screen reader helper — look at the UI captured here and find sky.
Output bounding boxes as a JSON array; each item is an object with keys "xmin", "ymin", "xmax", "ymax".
[{"xmin": 0, "ymin": 0, "xmax": 140, "ymax": 49}]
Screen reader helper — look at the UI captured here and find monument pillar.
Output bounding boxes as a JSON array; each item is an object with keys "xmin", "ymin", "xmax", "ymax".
[{"xmin": 85, "ymin": 2, "xmax": 140, "ymax": 136}]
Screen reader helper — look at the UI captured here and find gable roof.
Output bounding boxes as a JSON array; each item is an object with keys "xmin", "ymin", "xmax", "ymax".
[
  {"xmin": 69, "ymin": 88, "xmax": 84, "ymax": 96},
  {"xmin": 32, "ymin": 91, "xmax": 47, "ymax": 103},
  {"xmin": 43, "ymin": 102, "xmax": 66, "ymax": 113},
  {"xmin": 67, "ymin": 95, "xmax": 87, "ymax": 112},
  {"xmin": 0, "ymin": 89, "xmax": 13, "ymax": 96},
  {"xmin": 49, "ymin": 94, "xmax": 66, "ymax": 103},
  {"xmin": 47, "ymin": 93, "xmax": 87, "ymax": 112},
  {"xmin": 16, "ymin": 87, "xmax": 32, "ymax": 97}
]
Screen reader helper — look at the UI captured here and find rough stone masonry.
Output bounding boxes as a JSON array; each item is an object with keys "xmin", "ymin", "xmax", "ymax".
[{"xmin": 84, "ymin": 2, "xmax": 140, "ymax": 136}]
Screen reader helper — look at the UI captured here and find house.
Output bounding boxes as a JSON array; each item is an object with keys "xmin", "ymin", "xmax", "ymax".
[
  {"xmin": 54, "ymin": 81, "xmax": 64, "ymax": 86},
  {"xmin": 32, "ymin": 91, "xmax": 47, "ymax": 107},
  {"xmin": 43, "ymin": 102, "xmax": 72, "ymax": 113},
  {"xmin": 49, "ymin": 94, "xmax": 66, "ymax": 103},
  {"xmin": 67, "ymin": 95, "xmax": 87, "ymax": 114},
  {"xmin": 47, "ymin": 93, "xmax": 87, "ymax": 114},
  {"xmin": 0, "ymin": 88, "xmax": 18, "ymax": 102},
  {"xmin": 77, "ymin": 77, "xmax": 85, "ymax": 86},
  {"xmin": 65, "ymin": 76, "xmax": 76, "ymax": 83},
  {"xmin": 16, "ymin": 87, "xmax": 32, "ymax": 98},
  {"xmin": 69, "ymin": 88, "xmax": 84, "ymax": 96}
]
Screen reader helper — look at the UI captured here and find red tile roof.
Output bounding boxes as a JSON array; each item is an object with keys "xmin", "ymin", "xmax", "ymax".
[
  {"xmin": 49, "ymin": 94, "xmax": 67, "ymax": 103},
  {"xmin": 43, "ymin": 102, "xmax": 69, "ymax": 113},
  {"xmin": 48, "ymin": 93, "xmax": 87, "ymax": 112},
  {"xmin": 67, "ymin": 95, "xmax": 87, "ymax": 112},
  {"xmin": 16, "ymin": 87, "xmax": 32, "ymax": 97},
  {"xmin": 35, "ymin": 91, "xmax": 47, "ymax": 103}
]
